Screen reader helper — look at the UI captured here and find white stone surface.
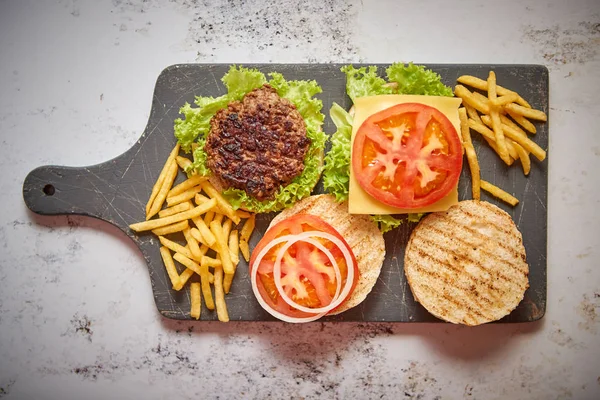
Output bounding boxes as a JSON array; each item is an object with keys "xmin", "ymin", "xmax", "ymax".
[{"xmin": 0, "ymin": 0, "xmax": 599, "ymax": 399}]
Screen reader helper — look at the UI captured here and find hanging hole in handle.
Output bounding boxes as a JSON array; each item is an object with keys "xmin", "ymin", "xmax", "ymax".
[{"xmin": 43, "ymin": 184, "xmax": 55, "ymax": 196}]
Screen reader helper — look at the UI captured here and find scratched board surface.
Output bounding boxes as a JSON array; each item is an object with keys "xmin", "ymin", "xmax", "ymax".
[{"xmin": 23, "ymin": 64, "xmax": 548, "ymax": 322}]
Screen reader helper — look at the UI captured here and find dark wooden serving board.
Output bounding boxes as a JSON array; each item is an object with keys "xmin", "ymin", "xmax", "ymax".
[{"xmin": 23, "ymin": 64, "xmax": 548, "ymax": 322}]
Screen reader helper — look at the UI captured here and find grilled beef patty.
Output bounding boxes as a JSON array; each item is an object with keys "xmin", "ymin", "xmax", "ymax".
[{"xmin": 205, "ymin": 84, "xmax": 311, "ymax": 201}]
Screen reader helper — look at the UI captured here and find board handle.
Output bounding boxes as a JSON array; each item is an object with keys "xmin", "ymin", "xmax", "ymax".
[{"xmin": 23, "ymin": 164, "xmax": 113, "ymax": 219}]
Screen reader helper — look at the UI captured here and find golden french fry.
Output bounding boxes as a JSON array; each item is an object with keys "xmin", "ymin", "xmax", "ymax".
[
  {"xmin": 166, "ymin": 185, "xmax": 203, "ymax": 207},
  {"xmin": 480, "ymin": 115, "xmax": 518, "ymax": 160},
  {"xmin": 213, "ymin": 213, "xmax": 224, "ymax": 225},
  {"xmin": 459, "ymin": 108, "xmax": 480, "ymax": 200},
  {"xmin": 190, "ymin": 282, "xmax": 201, "ymax": 320},
  {"xmin": 468, "ymin": 119, "xmax": 515, "ymax": 166},
  {"xmin": 175, "ymin": 155, "xmax": 193, "ymax": 172},
  {"xmin": 457, "ymin": 75, "xmax": 531, "ymax": 108},
  {"xmin": 239, "ymin": 240, "xmax": 250, "ymax": 262},
  {"xmin": 507, "ymin": 109, "xmax": 537, "ymax": 134},
  {"xmin": 235, "ymin": 209, "xmax": 253, "ymax": 219},
  {"xmin": 199, "ymin": 244, "xmax": 210, "ymax": 258},
  {"xmin": 223, "ymin": 229, "xmax": 240, "ymax": 294},
  {"xmin": 203, "ymin": 211, "xmax": 215, "ymax": 226},
  {"xmin": 487, "ymin": 71, "xmax": 511, "ymax": 165},
  {"xmin": 491, "ymin": 93, "xmax": 520, "ymax": 107},
  {"xmin": 158, "ymin": 236, "xmax": 195, "ymax": 261},
  {"xmin": 158, "ymin": 202, "xmax": 191, "ymax": 218},
  {"xmin": 151, "ymin": 220, "xmax": 189, "ymax": 236},
  {"xmin": 201, "ymin": 256, "xmax": 223, "ymax": 268},
  {"xmin": 499, "ymin": 121, "xmax": 546, "ymax": 161},
  {"xmin": 192, "ymin": 217, "xmax": 216, "ymax": 247},
  {"xmin": 189, "ymin": 227, "xmax": 203, "ymax": 243},
  {"xmin": 201, "ymin": 182, "xmax": 241, "ymax": 224},
  {"xmin": 159, "ymin": 246, "xmax": 181, "ymax": 290},
  {"xmin": 464, "ymin": 103, "xmax": 481, "ymax": 123},
  {"xmin": 173, "ymin": 252, "xmax": 202, "ymax": 276},
  {"xmin": 500, "ymin": 114, "xmax": 528, "ymax": 137},
  {"xmin": 194, "ymin": 193, "xmax": 211, "ymax": 205},
  {"xmin": 146, "ymin": 144, "xmax": 180, "ymax": 217},
  {"xmin": 223, "ymin": 274, "xmax": 234, "ymax": 295},
  {"xmin": 209, "ymin": 221, "xmax": 234, "ymax": 275},
  {"xmin": 482, "ymin": 136, "xmax": 515, "ymax": 166},
  {"xmin": 147, "ymin": 161, "xmax": 179, "ymax": 220},
  {"xmin": 176, "ymin": 268, "xmax": 195, "ymax": 290},
  {"xmin": 200, "ymin": 261, "xmax": 215, "ymax": 310},
  {"xmin": 183, "ymin": 227, "xmax": 203, "ymax": 262},
  {"xmin": 222, "ymin": 219, "xmax": 232, "ymax": 243},
  {"xmin": 481, "ymin": 180, "xmax": 519, "ymax": 206},
  {"xmin": 168, "ymin": 175, "xmax": 207, "ymax": 198},
  {"xmin": 213, "ymin": 266, "xmax": 229, "ymax": 322},
  {"xmin": 130, "ymin": 199, "xmax": 217, "ymax": 232},
  {"xmin": 512, "ymin": 141, "xmax": 531, "ymax": 175},
  {"xmin": 505, "ymin": 103, "xmax": 547, "ymax": 122},
  {"xmin": 240, "ymin": 215, "xmax": 256, "ymax": 242},
  {"xmin": 454, "ymin": 85, "xmax": 490, "ymax": 114}
]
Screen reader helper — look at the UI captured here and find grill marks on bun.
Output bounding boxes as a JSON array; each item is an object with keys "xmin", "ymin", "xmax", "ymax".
[{"xmin": 404, "ymin": 200, "xmax": 529, "ymax": 326}]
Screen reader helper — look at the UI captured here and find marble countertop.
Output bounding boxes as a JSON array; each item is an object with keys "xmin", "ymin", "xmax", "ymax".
[{"xmin": 1, "ymin": 0, "xmax": 599, "ymax": 399}]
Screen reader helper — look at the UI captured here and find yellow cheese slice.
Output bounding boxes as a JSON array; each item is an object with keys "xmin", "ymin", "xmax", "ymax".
[{"xmin": 348, "ymin": 94, "xmax": 463, "ymax": 215}]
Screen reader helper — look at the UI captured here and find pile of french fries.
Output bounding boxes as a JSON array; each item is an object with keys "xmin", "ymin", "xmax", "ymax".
[
  {"xmin": 129, "ymin": 144, "xmax": 255, "ymax": 321},
  {"xmin": 455, "ymin": 72, "xmax": 548, "ymax": 206}
]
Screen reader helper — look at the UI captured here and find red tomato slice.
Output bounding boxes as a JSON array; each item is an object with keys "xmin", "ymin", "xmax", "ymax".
[
  {"xmin": 352, "ymin": 103, "xmax": 463, "ymax": 208},
  {"xmin": 250, "ymin": 214, "xmax": 359, "ymax": 318}
]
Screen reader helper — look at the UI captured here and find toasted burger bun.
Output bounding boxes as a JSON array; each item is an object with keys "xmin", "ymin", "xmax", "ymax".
[
  {"xmin": 404, "ymin": 200, "xmax": 529, "ymax": 326},
  {"xmin": 270, "ymin": 194, "xmax": 385, "ymax": 315}
]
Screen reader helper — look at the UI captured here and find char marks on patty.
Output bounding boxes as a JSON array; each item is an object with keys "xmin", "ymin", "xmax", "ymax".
[{"xmin": 205, "ymin": 84, "xmax": 310, "ymax": 201}]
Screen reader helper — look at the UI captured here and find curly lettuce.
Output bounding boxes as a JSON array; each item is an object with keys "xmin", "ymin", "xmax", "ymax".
[
  {"xmin": 323, "ymin": 63, "xmax": 451, "ymax": 232},
  {"xmin": 174, "ymin": 65, "xmax": 325, "ymax": 213}
]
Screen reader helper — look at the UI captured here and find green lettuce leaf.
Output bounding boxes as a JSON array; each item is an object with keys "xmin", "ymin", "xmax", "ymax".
[
  {"xmin": 370, "ymin": 215, "xmax": 403, "ymax": 234},
  {"xmin": 407, "ymin": 213, "xmax": 425, "ymax": 223},
  {"xmin": 341, "ymin": 65, "xmax": 395, "ymax": 102},
  {"xmin": 386, "ymin": 62, "xmax": 453, "ymax": 97},
  {"xmin": 174, "ymin": 65, "xmax": 325, "ymax": 213},
  {"xmin": 322, "ymin": 102, "xmax": 353, "ymax": 202}
]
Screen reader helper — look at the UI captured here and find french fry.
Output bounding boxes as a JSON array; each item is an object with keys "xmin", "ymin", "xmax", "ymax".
[
  {"xmin": 190, "ymin": 282, "xmax": 201, "ymax": 320},
  {"xmin": 457, "ymin": 75, "xmax": 531, "ymax": 108},
  {"xmin": 500, "ymin": 114, "xmax": 528, "ymax": 137},
  {"xmin": 464, "ymin": 103, "xmax": 481, "ymax": 123},
  {"xmin": 491, "ymin": 93, "xmax": 519, "ymax": 107},
  {"xmin": 468, "ymin": 119, "xmax": 515, "ymax": 166},
  {"xmin": 200, "ymin": 261, "xmax": 215, "ymax": 310},
  {"xmin": 235, "ymin": 210, "xmax": 253, "ymax": 219},
  {"xmin": 213, "ymin": 213, "xmax": 224, "ymax": 225},
  {"xmin": 166, "ymin": 186, "xmax": 203, "ymax": 207},
  {"xmin": 239, "ymin": 240, "xmax": 250, "ymax": 262},
  {"xmin": 512, "ymin": 141, "xmax": 531, "ymax": 175},
  {"xmin": 173, "ymin": 252, "xmax": 202, "ymax": 276},
  {"xmin": 240, "ymin": 215, "xmax": 256, "ymax": 242},
  {"xmin": 175, "ymin": 155, "xmax": 193, "ymax": 172},
  {"xmin": 203, "ymin": 211, "xmax": 215, "ymax": 226},
  {"xmin": 459, "ymin": 108, "xmax": 480, "ymax": 200},
  {"xmin": 194, "ymin": 193, "xmax": 211, "ymax": 205},
  {"xmin": 176, "ymin": 268, "xmax": 195, "ymax": 290},
  {"xmin": 192, "ymin": 217, "xmax": 216, "ymax": 247},
  {"xmin": 507, "ymin": 109, "xmax": 537, "ymax": 134},
  {"xmin": 130, "ymin": 199, "xmax": 217, "ymax": 232},
  {"xmin": 189, "ymin": 227, "xmax": 204, "ymax": 243},
  {"xmin": 497, "ymin": 121, "xmax": 546, "ymax": 161},
  {"xmin": 158, "ymin": 202, "xmax": 191, "ymax": 218},
  {"xmin": 222, "ymin": 219, "xmax": 233, "ymax": 244},
  {"xmin": 480, "ymin": 115, "xmax": 518, "ymax": 160},
  {"xmin": 168, "ymin": 175, "xmax": 207, "ymax": 198},
  {"xmin": 147, "ymin": 160, "xmax": 179, "ymax": 220},
  {"xmin": 151, "ymin": 220, "xmax": 189, "ymax": 236},
  {"xmin": 454, "ymin": 85, "xmax": 490, "ymax": 114},
  {"xmin": 209, "ymin": 221, "xmax": 234, "ymax": 275},
  {"xmin": 223, "ymin": 229, "xmax": 240, "ymax": 293},
  {"xmin": 201, "ymin": 182, "xmax": 241, "ymax": 224},
  {"xmin": 199, "ymin": 244, "xmax": 210, "ymax": 259},
  {"xmin": 158, "ymin": 236, "xmax": 195, "ymax": 261},
  {"xmin": 146, "ymin": 144, "xmax": 180, "ymax": 217},
  {"xmin": 213, "ymin": 266, "xmax": 229, "ymax": 322},
  {"xmin": 482, "ymin": 136, "xmax": 514, "ymax": 165},
  {"xmin": 159, "ymin": 246, "xmax": 181, "ymax": 290},
  {"xmin": 201, "ymin": 256, "xmax": 223, "ymax": 268},
  {"xmin": 481, "ymin": 180, "xmax": 519, "ymax": 206},
  {"xmin": 487, "ymin": 71, "xmax": 511, "ymax": 165},
  {"xmin": 505, "ymin": 103, "xmax": 547, "ymax": 122},
  {"xmin": 183, "ymin": 227, "xmax": 203, "ymax": 262}
]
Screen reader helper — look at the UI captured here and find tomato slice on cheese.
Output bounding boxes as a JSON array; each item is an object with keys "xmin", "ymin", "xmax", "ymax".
[
  {"xmin": 250, "ymin": 214, "xmax": 359, "ymax": 320},
  {"xmin": 352, "ymin": 103, "xmax": 463, "ymax": 209}
]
